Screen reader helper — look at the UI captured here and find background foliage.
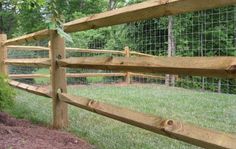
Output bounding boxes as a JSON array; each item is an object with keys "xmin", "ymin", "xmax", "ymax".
[{"xmin": 0, "ymin": 75, "xmax": 15, "ymax": 110}]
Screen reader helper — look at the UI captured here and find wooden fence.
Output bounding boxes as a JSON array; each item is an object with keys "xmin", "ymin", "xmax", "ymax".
[{"xmin": 0, "ymin": 0, "xmax": 236, "ymax": 148}]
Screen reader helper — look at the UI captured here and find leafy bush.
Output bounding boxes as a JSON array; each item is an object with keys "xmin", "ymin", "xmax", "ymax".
[{"xmin": 0, "ymin": 75, "xmax": 15, "ymax": 111}]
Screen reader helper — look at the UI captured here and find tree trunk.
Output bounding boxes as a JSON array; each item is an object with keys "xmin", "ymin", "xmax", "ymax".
[
  {"xmin": 108, "ymin": 0, "xmax": 116, "ymax": 10},
  {"xmin": 165, "ymin": 16, "xmax": 176, "ymax": 86}
]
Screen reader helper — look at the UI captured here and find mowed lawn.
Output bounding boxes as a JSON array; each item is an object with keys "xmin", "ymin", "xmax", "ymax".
[{"xmin": 5, "ymin": 84, "xmax": 236, "ymax": 149}]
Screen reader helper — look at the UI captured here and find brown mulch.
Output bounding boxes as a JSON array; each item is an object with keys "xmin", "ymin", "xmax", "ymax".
[{"xmin": 0, "ymin": 112, "xmax": 94, "ymax": 149}]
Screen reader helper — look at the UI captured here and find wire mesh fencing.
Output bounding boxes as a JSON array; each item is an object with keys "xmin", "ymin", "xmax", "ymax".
[{"xmin": 6, "ymin": 5, "xmax": 236, "ymax": 94}]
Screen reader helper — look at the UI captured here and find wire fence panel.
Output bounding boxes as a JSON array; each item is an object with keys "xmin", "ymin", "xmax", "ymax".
[
  {"xmin": 65, "ymin": 5, "xmax": 236, "ymax": 94},
  {"xmin": 6, "ymin": 5, "xmax": 236, "ymax": 93},
  {"xmin": 7, "ymin": 40, "xmax": 50, "ymax": 86}
]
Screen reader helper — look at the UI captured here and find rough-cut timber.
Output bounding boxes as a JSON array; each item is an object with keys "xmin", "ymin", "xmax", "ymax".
[
  {"xmin": 8, "ymin": 80, "xmax": 51, "ymax": 98},
  {"xmin": 0, "ymin": 34, "xmax": 7, "ymax": 75},
  {"xmin": 130, "ymin": 73, "xmax": 165, "ymax": 80},
  {"xmin": 130, "ymin": 51, "xmax": 156, "ymax": 57},
  {"xmin": 63, "ymin": 0, "xmax": 236, "ymax": 33},
  {"xmin": 66, "ymin": 47, "xmax": 124, "ymax": 55},
  {"xmin": 58, "ymin": 93, "xmax": 236, "ymax": 149},
  {"xmin": 66, "ymin": 73, "xmax": 126, "ymax": 78},
  {"xmin": 4, "ymin": 29, "xmax": 49, "ymax": 46},
  {"xmin": 7, "ymin": 45, "xmax": 49, "ymax": 51},
  {"xmin": 4, "ymin": 58, "xmax": 51, "ymax": 68},
  {"xmin": 50, "ymin": 30, "xmax": 68, "ymax": 129},
  {"xmin": 4, "ymin": 0, "xmax": 236, "ymax": 45},
  {"xmin": 9, "ymin": 74, "xmax": 50, "ymax": 79},
  {"xmin": 57, "ymin": 56, "xmax": 236, "ymax": 79},
  {"xmin": 124, "ymin": 47, "xmax": 131, "ymax": 84}
]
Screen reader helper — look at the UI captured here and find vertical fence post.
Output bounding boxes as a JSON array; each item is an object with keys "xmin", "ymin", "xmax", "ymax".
[
  {"xmin": 50, "ymin": 30, "xmax": 68, "ymax": 128},
  {"xmin": 0, "ymin": 34, "xmax": 7, "ymax": 76},
  {"xmin": 124, "ymin": 46, "xmax": 131, "ymax": 84}
]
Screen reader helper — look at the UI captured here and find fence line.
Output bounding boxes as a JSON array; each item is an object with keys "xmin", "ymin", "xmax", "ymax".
[{"xmin": 1, "ymin": 0, "xmax": 236, "ymax": 148}]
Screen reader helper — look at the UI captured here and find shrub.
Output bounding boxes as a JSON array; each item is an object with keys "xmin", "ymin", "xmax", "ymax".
[{"xmin": 0, "ymin": 75, "xmax": 15, "ymax": 111}]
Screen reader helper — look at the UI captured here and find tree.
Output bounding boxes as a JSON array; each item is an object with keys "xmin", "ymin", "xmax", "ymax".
[{"xmin": 0, "ymin": 1, "xmax": 17, "ymax": 36}]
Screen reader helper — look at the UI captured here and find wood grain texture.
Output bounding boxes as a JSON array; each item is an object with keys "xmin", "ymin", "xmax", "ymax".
[
  {"xmin": 66, "ymin": 47, "xmax": 124, "ymax": 55},
  {"xmin": 58, "ymin": 56, "xmax": 236, "ymax": 79},
  {"xmin": 7, "ymin": 45, "xmax": 49, "ymax": 51},
  {"xmin": 130, "ymin": 72, "xmax": 165, "ymax": 79},
  {"xmin": 4, "ymin": 29, "xmax": 49, "ymax": 46},
  {"xmin": 130, "ymin": 51, "xmax": 157, "ymax": 57},
  {"xmin": 50, "ymin": 30, "xmax": 68, "ymax": 128},
  {"xmin": 63, "ymin": 0, "xmax": 236, "ymax": 33},
  {"xmin": 4, "ymin": 58, "xmax": 51, "ymax": 68},
  {"xmin": 58, "ymin": 93, "xmax": 236, "ymax": 149},
  {"xmin": 9, "ymin": 80, "xmax": 51, "ymax": 98},
  {"xmin": 0, "ymin": 34, "xmax": 7, "ymax": 75},
  {"xmin": 124, "ymin": 47, "xmax": 131, "ymax": 84},
  {"xmin": 66, "ymin": 73, "xmax": 126, "ymax": 78},
  {"xmin": 9, "ymin": 74, "xmax": 50, "ymax": 79}
]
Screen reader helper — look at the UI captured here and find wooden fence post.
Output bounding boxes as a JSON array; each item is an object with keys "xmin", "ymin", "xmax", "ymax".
[
  {"xmin": 0, "ymin": 34, "xmax": 7, "ymax": 76},
  {"xmin": 124, "ymin": 46, "xmax": 131, "ymax": 84},
  {"xmin": 50, "ymin": 30, "xmax": 68, "ymax": 128}
]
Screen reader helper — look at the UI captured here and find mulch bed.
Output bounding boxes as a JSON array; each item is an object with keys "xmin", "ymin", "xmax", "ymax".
[{"xmin": 0, "ymin": 112, "xmax": 94, "ymax": 149}]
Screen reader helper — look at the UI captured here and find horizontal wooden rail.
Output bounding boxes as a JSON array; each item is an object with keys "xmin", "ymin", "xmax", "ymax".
[
  {"xmin": 9, "ymin": 80, "xmax": 51, "ymax": 98},
  {"xmin": 7, "ymin": 45, "xmax": 49, "ymax": 51},
  {"xmin": 57, "ymin": 56, "xmax": 236, "ymax": 79},
  {"xmin": 130, "ymin": 51, "xmax": 156, "ymax": 57},
  {"xmin": 4, "ymin": 29, "xmax": 49, "ymax": 46},
  {"xmin": 66, "ymin": 73, "xmax": 126, "ymax": 78},
  {"xmin": 9, "ymin": 74, "xmax": 50, "ymax": 79},
  {"xmin": 130, "ymin": 73, "xmax": 165, "ymax": 80},
  {"xmin": 58, "ymin": 93, "xmax": 236, "ymax": 149},
  {"xmin": 66, "ymin": 48, "xmax": 156, "ymax": 57},
  {"xmin": 8, "ymin": 73, "xmax": 126, "ymax": 79},
  {"xmin": 63, "ymin": 0, "xmax": 236, "ymax": 33},
  {"xmin": 5, "ymin": 45, "xmax": 155, "ymax": 57},
  {"xmin": 4, "ymin": 58, "xmax": 51, "ymax": 67},
  {"xmin": 4, "ymin": 0, "xmax": 235, "ymax": 45},
  {"xmin": 66, "ymin": 48, "xmax": 124, "ymax": 55}
]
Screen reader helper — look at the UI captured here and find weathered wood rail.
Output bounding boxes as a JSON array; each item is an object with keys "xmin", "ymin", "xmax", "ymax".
[
  {"xmin": 8, "ymin": 80, "xmax": 51, "ymax": 98},
  {"xmin": 58, "ymin": 57, "xmax": 236, "ymax": 79},
  {"xmin": 1, "ymin": 0, "xmax": 236, "ymax": 148},
  {"xmin": 59, "ymin": 93, "xmax": 236, "ymax": 149}
]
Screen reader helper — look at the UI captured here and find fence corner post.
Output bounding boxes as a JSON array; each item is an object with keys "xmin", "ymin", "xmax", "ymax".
[
  {"xmin": 0, "ymin": 34, "xmax": 8, "ymax": 76},
  {"xmin": 50, "ymin": 30, "xmax": 68, "ymax": 129},
  {"xmin": 124, "ymin": 46, "xmax": 131, "ymax": 84}
]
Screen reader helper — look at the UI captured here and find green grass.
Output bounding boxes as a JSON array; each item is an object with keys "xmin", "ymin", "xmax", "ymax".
[
  {"xmin": 4, "ymin": 84, "xmax": 236, "ymax": 149},
  {"xmin": 34, "ymin": 68, "xmax": 50, "ymax": 84}
]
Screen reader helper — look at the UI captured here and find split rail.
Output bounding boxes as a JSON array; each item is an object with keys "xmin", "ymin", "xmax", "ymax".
[{"xmin": 0, "ymin": 0, "xmax": 236, "ymax": 148}]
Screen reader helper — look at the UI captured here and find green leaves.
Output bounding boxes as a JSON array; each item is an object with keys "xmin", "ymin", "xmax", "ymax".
[
  {"xmin": 57, "ymin": 27, "xmax": 73, "ymax": 43},
  {"xmin": 48, "ymin": 22, "xmax": 73, "ymax": 43},
  {"xmin": 0, "ymin": 75, "xmax": 15, "ymax": 111},
  {"xmin": 46, "ymin": 0, "xmax": 73, "ymax": 43}
]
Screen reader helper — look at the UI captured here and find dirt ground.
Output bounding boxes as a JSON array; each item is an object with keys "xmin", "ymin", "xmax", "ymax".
[{"xmin": 0, "ymin": 112, "xmax": 94, "ymax": 149}]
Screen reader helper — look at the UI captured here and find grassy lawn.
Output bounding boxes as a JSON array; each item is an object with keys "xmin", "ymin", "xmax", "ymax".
[{"xmin": 5, "ymin": 84, "xmax": 236, "ymax": 149}]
